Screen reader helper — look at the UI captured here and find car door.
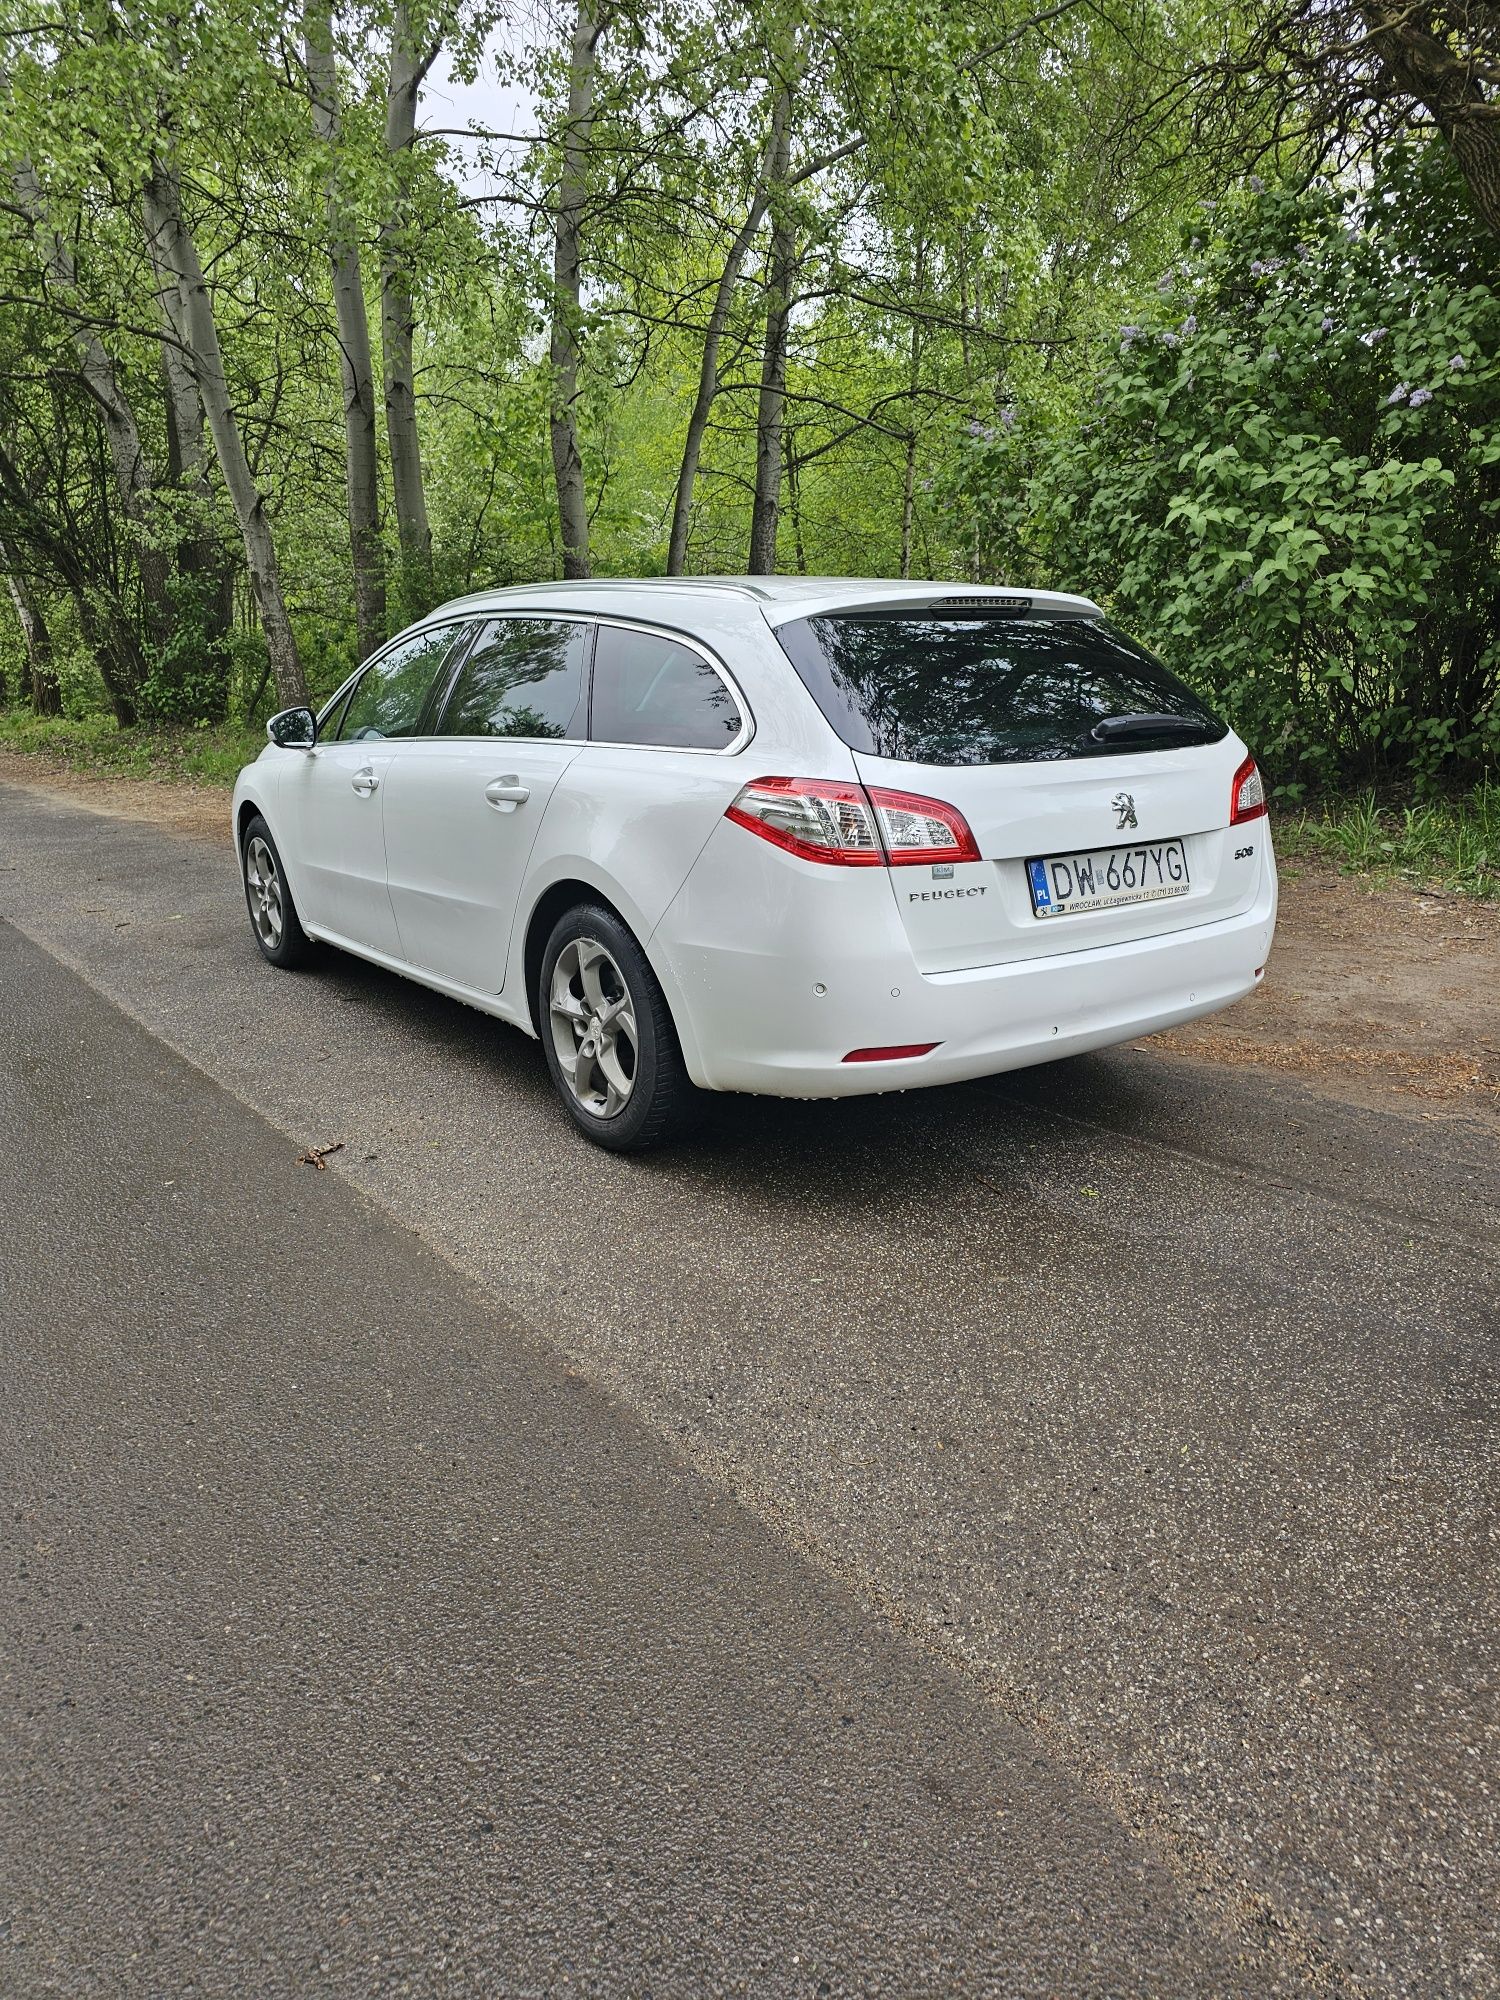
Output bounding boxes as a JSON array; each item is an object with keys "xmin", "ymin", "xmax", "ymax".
[
  {"xmin": 378, "ymin": 615, "xmax": 590, "ymax": 991},
  {"xmin": 279, "ymin": 621, "xmax": 471, "ymax": 955}
]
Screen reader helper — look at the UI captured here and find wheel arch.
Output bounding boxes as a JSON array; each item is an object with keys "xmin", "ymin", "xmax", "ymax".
[
  {"xmin": 517, "ymin": 872, "xmax": 707, "ymax": 1085},
  {"xmin": 234, "ymin": 794, "xmax": 264, "ymax": 853}
]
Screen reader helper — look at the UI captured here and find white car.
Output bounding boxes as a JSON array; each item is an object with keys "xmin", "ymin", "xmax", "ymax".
[{"xmin": 233, "ymin": 578, "xmax": 1276, "ymax": 1149}]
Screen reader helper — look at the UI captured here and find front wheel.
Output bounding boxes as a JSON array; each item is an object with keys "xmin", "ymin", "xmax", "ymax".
[
  {"xmin": 240, "ymin": 814, "xmax": 313, "ymax": 968},
  {"xmin": 537, "ymin": 904, "xmax": 697, "ymax": 1151}
]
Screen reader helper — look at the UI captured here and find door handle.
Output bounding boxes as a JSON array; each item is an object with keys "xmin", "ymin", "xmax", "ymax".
[
  {"xmin": 484, "ymin": 777, "xmax": 529, "ymax": 811},
  {"xmin": 351, "ymin": 767, "xmax": 379, "ymax": 797}
]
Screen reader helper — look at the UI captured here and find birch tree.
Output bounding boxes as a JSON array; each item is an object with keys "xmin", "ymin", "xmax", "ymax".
[
  {"xmin": 548, "ymin": 0, "xmax": 607, "ymax": 579},
  {"xmin": 383, "ymin": 0, "xmax": 439, "ymax": 605},
  {"xmin": 306, "ymin": 0, "xmax": 386, "ymax": 659},
  {"xmin": 142, "ymin": 160, "xmax": 309, "ymax": 709}
]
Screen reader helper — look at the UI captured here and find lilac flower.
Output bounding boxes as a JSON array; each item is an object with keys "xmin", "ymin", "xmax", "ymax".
[
  {"xmin": 1409, "ymin": 388, "xmax": 1433, "ymax": 408},
  {"xmin": 1387, "ymin": 383, "xmax": 1409, "ymax": 404},
  {"xmin": 999, "ymin": 407, "xmax": 1016, "ymax": 430},
  {"xmin": 1320, "ymin": 315, "xmax": 1335, "ymax": 333},
  {"xmin": 1449, "ymin": 354, "xmax": 1467, "ymax": 371},
  {"xmin": 1120, "ymin": 325, "xmax": 1142, "ymax": 346},
  {"xmin": 980, "ymin": 425, "xmax": 997, "ymax": 441},
  {"xmin": 966, "ymin": 419, "xmax": 985, "ymax": 435},
  {"xmin": 1157, "ymin": 270, "xmax": 1175, "ymax": 293},
  {"xmin": 1368, "ymin": 327, "xmax": 1387, "ymax": 343},
  {"xmin": 1249, "ymin": 174, "xmax": 1265, "ymax": 193},
  {"xmin": 1182, "ymin": 314, "xmax": 1197, "ymax": 336},
  {"xmin": 1190, "ymin": 236, "xmax": 1201, "ymax": 251},
  {"xmin": 1250, "ymin": 260, "xmax": 1266, "ymax": 276},
  {"xmin": 1162, "ymin": 332, "xmax": 1180, "ymax": 348}
]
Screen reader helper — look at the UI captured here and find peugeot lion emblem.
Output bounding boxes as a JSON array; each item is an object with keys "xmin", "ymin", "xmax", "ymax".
[{"xmin": 1112, "ymin": 791, "xmax": 1138, "ymax": 831}]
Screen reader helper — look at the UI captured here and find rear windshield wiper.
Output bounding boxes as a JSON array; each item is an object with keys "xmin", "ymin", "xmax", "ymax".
[{"xmin": 1084, "ymin": 712, "xmax": 1217, "ymax": 746}]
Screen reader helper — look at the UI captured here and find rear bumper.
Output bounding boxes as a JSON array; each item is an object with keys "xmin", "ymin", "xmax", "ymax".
[{"xmin": 653, "ymin": 824, "xmax": 1277, "ymax": 1098}]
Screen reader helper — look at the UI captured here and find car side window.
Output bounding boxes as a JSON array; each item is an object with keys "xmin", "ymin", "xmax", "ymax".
[
  {"xmin": 437, "ymin": 617, "xmax": 588, "ymax": 739},
  {"xmin": 337, "ymin": 624, "xmax": 466, "ymax": 742},
  {"xmin": 590, "ymin": 626, "xmax": 743, "ymax": 749}
]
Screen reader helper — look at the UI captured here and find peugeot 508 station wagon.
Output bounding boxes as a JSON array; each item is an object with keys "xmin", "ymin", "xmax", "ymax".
[{"xmin": 233, "ymin": 578, "xmax": 1276, "ymax": 1149}]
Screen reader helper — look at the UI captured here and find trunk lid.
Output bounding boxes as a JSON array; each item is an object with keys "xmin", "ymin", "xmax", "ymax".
[{"xmin": 856, "ymin": 737, "xmax": 1256, "ymax": 972}]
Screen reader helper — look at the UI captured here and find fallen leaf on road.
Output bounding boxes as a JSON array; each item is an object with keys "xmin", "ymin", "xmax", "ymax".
[{"xmin": 296, "ymin": 1142, "xmax": 345, "ymax": 1171}]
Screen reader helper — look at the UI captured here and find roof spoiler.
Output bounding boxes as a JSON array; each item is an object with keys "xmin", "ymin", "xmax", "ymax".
[{"xmin": 768, "ymin": 589, "xmax": 1102, "ymax": 622}]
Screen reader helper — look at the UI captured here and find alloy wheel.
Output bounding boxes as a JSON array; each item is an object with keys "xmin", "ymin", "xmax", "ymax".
[
  {"xmin": 548, "ymin": 936, "xmax": 639, "ymax": 1118},
  {"xmin": 245, "ymin": 835, "xmax": 285, "ymax": 949}
]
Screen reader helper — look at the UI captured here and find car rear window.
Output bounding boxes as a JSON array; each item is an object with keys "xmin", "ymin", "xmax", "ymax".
[{"xmin": 774, "ymin": 613, "xmax": 1227, "ymax": 766}]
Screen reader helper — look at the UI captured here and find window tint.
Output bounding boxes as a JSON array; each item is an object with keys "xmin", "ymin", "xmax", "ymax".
[
  {"xmin": 590, "ymin": 626, "xmax": 743, "ymax": 749},
  {"xmin": 775, "ymin": 614, "xmax": 1227, "ymax": 766},
  {"xmin": 438, "ymin": 617, "xmax": 588, "ymax": 739},
  {"xmin": 337, "ymin": 623, "xmax": 465, "ymax": 741}
]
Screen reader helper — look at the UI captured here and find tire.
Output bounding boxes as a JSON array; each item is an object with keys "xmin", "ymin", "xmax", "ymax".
[
  {"xmin": 537, "ymin": 903, "xmax": 697, "ymax": 1152},
  {"xmin": 240, "ymin": 814, "xmax": 314, "ymax": 969}
]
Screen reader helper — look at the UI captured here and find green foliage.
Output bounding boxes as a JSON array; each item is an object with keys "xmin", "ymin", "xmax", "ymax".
[
  {"xmin": 0, "ymin": 0, "xmax": 1491, "ymax": 801},
  {"xmin": 137, "ymin": 569, "xmax": 233, "ymax": 723},
  {"xmin": 948, "ymin": 146, "xmax": 1500, "ymax": 788},
  {"xmin": 0, "ymin": 709, "xmax": 261, "ymax": 783},
  {"xmin": 1280, "ymin": 781, "xmax": 1499, "ymax": 898}
]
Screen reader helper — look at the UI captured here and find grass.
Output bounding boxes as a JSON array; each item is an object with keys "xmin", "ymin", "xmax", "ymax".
[
  {"xmin": 0, "ymin": 710, "xmax": 261, "ymax": 787},
  {"xmin": 1278, "ymin": 781, "xmax": 1499, "ymax": 900}
]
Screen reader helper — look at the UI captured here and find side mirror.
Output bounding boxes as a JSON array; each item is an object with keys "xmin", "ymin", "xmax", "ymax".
[{"xmin": 267, "ymin": 705, "xmax": 317, "ymax": 750}]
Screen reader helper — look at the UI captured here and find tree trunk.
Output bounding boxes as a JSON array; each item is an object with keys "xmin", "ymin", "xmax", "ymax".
[
  {"xmin": 1359, "ymin": 4, "xmax": 1500, "ymax": 238},
  {"xmin": 666, "ymin": 90, "xmax": 791, "ymax": 576},
  {"xmin": 899, "ymin": 436, "xmax": 917, "ymax": 578},
  {"xmin": 548, "ymin": 0, "xmax": 603, "ymax": 581},
  {"xmin": 746, "ymin": 106, "xmax": 796, "ymax": 576},
  {"xmin": 142, "ymin": 170, "xmax": 235, "ymax": 717},
  {"xmin": 784, "ymin": 432, "xmax": 807, "ymax": 574},
  {"xmin": 3, "ymin": 556, "xmax": 60, "ymax": 714},
  {"xmin": 142, "ymin": 163, "xmax": 308, "ymax": 710},
  {"xmin": 383, "ymin": 2, "xmax": 436, "ymax": 607},
  {"xmin": 9, "ymin": 155, "xmax": 171, "ymax": 653},
  {"xmin": 900, "ymin": 239, "xmax": 925, "ymax": 579},
  {"xmin": 307, "ymin": 0, "xmax": 386, "ymax": 659}
]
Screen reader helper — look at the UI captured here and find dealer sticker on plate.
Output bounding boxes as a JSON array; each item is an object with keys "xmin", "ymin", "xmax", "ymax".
[{"xmin": 1027, "ymin": 839, "xmax": 1190, "ymax": 918}]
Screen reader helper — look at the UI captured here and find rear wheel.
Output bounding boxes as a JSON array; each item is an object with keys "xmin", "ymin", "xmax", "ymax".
[
  {"xmin": 538, "ymin": 904, "xmax": 695, "ymax": 1151},
  {"xmin": 241, "ymin": 814, "xmax": 313, "ymax": 969}
]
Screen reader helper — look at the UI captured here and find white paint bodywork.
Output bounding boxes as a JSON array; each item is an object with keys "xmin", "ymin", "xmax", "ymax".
[{"xmin": 232, "ymin": 577, "xmax": 1277, "ymax": 1099}]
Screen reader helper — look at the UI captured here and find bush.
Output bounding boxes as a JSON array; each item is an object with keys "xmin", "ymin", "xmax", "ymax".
[{"xmin": 949, "ymin": 143, "xmax": 1500, "ymax": 792}]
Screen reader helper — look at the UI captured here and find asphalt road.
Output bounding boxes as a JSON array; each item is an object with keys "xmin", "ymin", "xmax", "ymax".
[{"xmin": 2, "ymin": 778, "xmax": 1496, "ymax": 1997}]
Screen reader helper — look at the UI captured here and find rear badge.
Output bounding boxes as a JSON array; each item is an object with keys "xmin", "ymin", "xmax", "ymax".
[
  {"xmin": 931, "ymin": 862, "xmax": 954, "ymax": 879},
  {"xmin": 1112, "ymin": 791, "xmax": 1138, "ymax": 831}
]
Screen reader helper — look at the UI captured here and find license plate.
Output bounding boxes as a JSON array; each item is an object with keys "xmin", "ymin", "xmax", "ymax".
[{"xmin": 1027, "ymin": 838, "xmax": 1190, "ymax": 918}]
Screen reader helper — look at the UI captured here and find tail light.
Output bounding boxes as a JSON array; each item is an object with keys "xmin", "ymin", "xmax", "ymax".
[
  {"xmin": 1230, "ymin": 755, "xmax": 1267, "ymax": 825},
  {"xmin": 726, "ymin": 777, "xmax": 978, "ymax": 867},
  {"xmin": 865, "ymin": 786, "xmax": 980, "ymax": 865},
  {"xmin": 724, "ymin": 777, "xmax": 884, "ymax": 865}
]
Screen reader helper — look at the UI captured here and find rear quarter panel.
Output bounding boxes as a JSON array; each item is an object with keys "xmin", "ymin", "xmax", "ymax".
[{"xmin": 503, "ymin": 606, "xmax": 857, "ymax": 1064}]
